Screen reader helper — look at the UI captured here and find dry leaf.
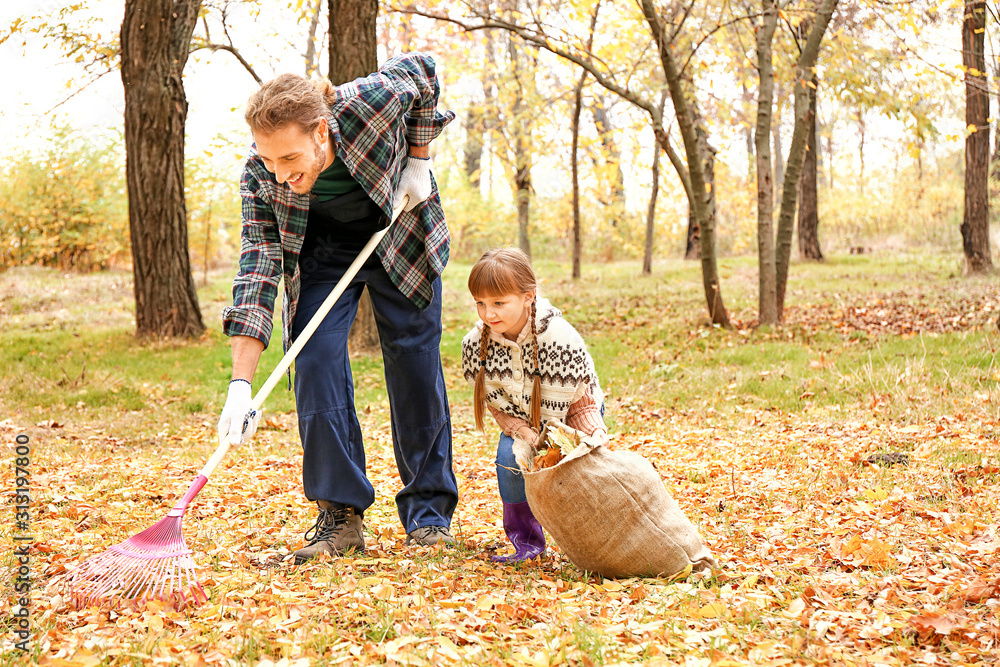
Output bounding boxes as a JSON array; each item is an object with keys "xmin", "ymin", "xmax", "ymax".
[
  {"xmin": 907, "ymin": 612, "xmax": 962, "ymax": 639},
  {"xmin": 962, "ymin": 578, "xmax": 997, "ymax": 604}
]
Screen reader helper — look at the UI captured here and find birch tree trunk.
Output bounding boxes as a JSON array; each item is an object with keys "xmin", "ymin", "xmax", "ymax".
[
  {"xmin": 304, "ymin": 0, "xmax": 323, "ymax": 77},
  {"xmin": 774, "ymin": 0, "xmax": 839, "ymax": 318},
  {"xmin": 755, "ymin": 0, "xmax": 780, "ymax": 326}
]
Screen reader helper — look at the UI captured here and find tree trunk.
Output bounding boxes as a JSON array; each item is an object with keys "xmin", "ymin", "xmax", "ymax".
[
  {"xmin": 121, "ymin": 0, "xmax": 205, "ymax": 338},
  {"xmin": 571, "ymin": 71, "xmax": 585, "ymax": 279},
  {"xmin": 463, "ymin": 106, "xmax": 484, "ymax": 188},
  {"xmin": 695, "ymin": 124, "xmax": 718, "ymax": 263},
  {"xmin": 481, "ymin": 27, "xmax": 499, "ymax": 199},
  {"xmin": 644, "ymin": 135, "xmax": 660, "ymax": 275},
  {"xmin": 509, "ymin": 33, "xmax": 533, "ymax": 257},
  {"xmin": 328, "ymin": 0, "xmax": 377, "ymax": 84},
  {"xmin": 515, "ymin": 159, "xmax": 532, "ymax": 258},
  {"xmin": 798, "ymin": 68, "xmax": 823, "ymax": 261},
  {"xmin": 772, "ymin": 81, "xmax": 785, "ymax": 197},
  {"xmin": 590, "ymin": 95, "xmax": 626, "ymax": 224},
  {"xmin": 858, "ymin": 111, "xmax": 866, "ymax": 194},
  {"xmin": 685, "ymin": 209, "xmax": 700, "ymax": 260},
  {"xmin": 774, "ymin": 0, "xmax": 839, "ymax": 318},
  {"xmin": 641, "ymin": 0, "xmax": 730, "ymax": 327},
  {"xmin": 743, "ymin": 82, "xmax": 755, "ymax": 182},
  {"xmin": 816, "ymin": 117, "xmax": 825, "ymax": 183},
  {"xmin": 755, "ymin": 0, "xmax": 780, "ymax": 326},
  {"xmin": 826, "ymin": 132, "xmax": 834, "ymax": 188},
  {"xmin": 569, "ymin": 2, "xmax": 599, "ymax": 274},
  {"xmin": 992, "ymin": 56, "xmax": 1000, "ymax": 181},
  {"xmin": 304, "ymin": 0, "xmax": 323, "ymax": 77},
  {"xmin": 329, "ymin": 0, "xmax": 381, "ymax": 353},
  {"xmin": 962, "ymin": 0, "xmax": 992, "ymax": 274},
  {"xmin": 590, "ymin": 98, "xmax": 625, "ymax": 203},
  {"xmin": 657, "ymin": 126, "xmax": 699, "ymax": 260}
]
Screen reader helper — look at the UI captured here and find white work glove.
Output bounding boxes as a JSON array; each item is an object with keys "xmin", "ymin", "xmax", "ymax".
[
  {"xmin": 217, "ymin": 379, "xmax": 262, "ymax": 448},
  {"xmin": 393, "ymin": 156, "xmax": 432, "ymax": 212}
]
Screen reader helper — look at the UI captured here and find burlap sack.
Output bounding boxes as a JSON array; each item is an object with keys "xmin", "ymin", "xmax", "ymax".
[{"xmin": 513, "ymin": 423, "xmax": 716, "ymax": 579}]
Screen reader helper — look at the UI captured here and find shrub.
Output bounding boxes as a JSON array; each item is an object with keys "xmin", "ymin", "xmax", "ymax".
[{"xmin": 0, "ymin": 127, "xmax": 129, "ymax": 271}]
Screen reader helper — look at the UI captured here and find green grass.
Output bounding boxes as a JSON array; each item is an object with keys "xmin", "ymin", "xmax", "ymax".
[{"xmin": 1, "ymin": 250, "xmax": 997, "ymax": 433}]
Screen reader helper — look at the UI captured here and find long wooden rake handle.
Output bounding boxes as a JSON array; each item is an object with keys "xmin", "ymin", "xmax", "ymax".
[{"xmin": 196, "ymin": 195, "xmax": 409, "ymax": 483}]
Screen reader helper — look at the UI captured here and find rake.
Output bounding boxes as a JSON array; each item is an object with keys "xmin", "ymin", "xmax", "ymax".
[{"xmin": 69, "ymin": 196, "xmax": 408, "ymax": 609}]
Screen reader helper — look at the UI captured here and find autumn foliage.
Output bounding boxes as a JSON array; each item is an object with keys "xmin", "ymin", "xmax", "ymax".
[
  {"xmin": 0, "ymin": 128, "xmax": 128, "ymax": 271},
  {"xmin": 1, "ymin": 257, "xmax": 998, "ymax": 664}
]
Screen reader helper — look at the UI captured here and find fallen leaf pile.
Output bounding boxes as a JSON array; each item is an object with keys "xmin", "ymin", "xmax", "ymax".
[
  {"xmin": 2, "ymin": 400, "xmax": 998, "ymax": 666},
  {"xmin": 2, "ymin": 262, "xmax": 999, "ymax": 665},
  {"xmin": 688, "ymin": 282, "xmax": 995, "ymax": 339},
  {"xmin": 768, "ymin": 290, "xmax": 998, "ymax": 336}
]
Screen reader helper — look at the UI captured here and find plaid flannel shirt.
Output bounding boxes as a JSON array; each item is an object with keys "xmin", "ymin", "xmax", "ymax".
[{"xmin": 222, "ymin": 53, "xmax": 455, "ymax": 351}]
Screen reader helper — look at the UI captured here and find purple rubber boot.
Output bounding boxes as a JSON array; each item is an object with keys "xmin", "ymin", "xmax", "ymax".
[{"xmin": 492, "ymin": 501, "xmax": 546, "ymax": 562}]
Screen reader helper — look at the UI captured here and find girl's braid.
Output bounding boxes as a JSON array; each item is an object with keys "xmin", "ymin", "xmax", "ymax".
[
  {"xmin": 529, "ymin": 297, "xmax": 542, "ymax": 431},
  {"xmin": 473, "ymin": 324, "xmax": 492, "ymax": 431}
]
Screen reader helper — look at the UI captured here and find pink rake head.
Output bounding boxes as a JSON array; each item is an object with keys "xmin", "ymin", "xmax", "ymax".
[{"xmin": 70, "ymin": 474, "xmax": 209, "ymax": 610}]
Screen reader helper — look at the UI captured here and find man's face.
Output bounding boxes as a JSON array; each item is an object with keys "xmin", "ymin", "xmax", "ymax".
[{"xmin": 254, "ymin": 122, "xmax": 328, "ymax": 194}]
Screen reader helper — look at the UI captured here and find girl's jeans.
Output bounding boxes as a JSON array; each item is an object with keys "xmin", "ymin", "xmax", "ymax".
[{"xmin": 494, "ymin": 406, "xmax": 605, "ymax": 504}]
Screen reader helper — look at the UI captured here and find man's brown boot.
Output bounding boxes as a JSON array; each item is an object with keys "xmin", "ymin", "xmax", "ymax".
[{"xmin": 293, "ymin": 501, "xmax": 365, "ymax": 564}]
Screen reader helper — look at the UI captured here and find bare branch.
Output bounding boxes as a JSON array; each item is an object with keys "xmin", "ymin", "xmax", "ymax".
[
  {"xmin": 45, "ymin": 67, "xmax": 117, "ymax": 115},
  {"xmin": 392, "ymin": 5, "xmax": 659, "ymax": 118},
  {"xmin": 667, "ymin": 0, "xmax": 697, "ymax": 42},
  {"xmin": 679, "ymin": 12, "xmax": 763, "ymax": 77},
  {"xmin": 190, "ymin": 40, "xmax": 262, "ymax": 84}
]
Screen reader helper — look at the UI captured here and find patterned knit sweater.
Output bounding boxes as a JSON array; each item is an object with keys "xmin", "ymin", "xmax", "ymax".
[{"xmin": 461, "ymin": 297, "xmax": 605, "ymax": 435}]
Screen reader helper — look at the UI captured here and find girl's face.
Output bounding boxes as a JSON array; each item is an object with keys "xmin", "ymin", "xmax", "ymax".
[{"xmin": 475, "ymin": 291, "xmax": 535, "ymax": 340}]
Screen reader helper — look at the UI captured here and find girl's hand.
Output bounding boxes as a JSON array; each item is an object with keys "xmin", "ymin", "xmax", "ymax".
[
  {"xmin": 515, "ymin": 426, "xmax": 538, "ymax": 446},
  {"xmin": 589, "ymin": 428, "xmax": 610, "ymax": 446}
]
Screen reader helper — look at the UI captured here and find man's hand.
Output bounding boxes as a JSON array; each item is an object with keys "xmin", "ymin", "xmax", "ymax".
[
  {"xmin": 394, "ymin": 156, "xmax": 432, "ymax": 212},
  {"xmin": 218, "ymin": 379, "xmax": 262, "ymax": 448}
]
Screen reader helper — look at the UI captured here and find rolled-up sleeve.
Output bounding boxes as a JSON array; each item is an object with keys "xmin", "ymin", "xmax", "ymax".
[
  {"xmin": 221, "ymin": 164, "xmax": 282, "ymax": 347},
  {"xmin": 488, "ymin": 404, "xmax": 531, "ymax": 437},
  {"xmin": 565, "ymin": 385, "xmax": 606, "ymax": 436},
  {"xmin": 380, "ymin": 52, "xmax": 455, "ymax": 147}
]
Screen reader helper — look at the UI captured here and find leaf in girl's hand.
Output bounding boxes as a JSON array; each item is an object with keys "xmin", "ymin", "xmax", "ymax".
[
  {"xmin": 538, "ymin": 447, "xmax": 563, "ymax": 468},
  {"xmin": 547, "ymin": 427, "xmax": 577, "ymax": 453}
]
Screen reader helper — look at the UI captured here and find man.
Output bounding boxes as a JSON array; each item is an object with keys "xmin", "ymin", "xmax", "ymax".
[{"xmin": 218, "ymin": 53, "xmax": 459, "ymax": 563}]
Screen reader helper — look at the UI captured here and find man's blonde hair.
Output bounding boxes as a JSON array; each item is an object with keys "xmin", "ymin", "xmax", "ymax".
[{"xmin": 244, "ymin": 73, "xmax": 337, "ymax": 135}]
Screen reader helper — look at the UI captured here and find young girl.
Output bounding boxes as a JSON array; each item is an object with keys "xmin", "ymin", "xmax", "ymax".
[{"xmin": 462, "ymin": 248, "xmax": 608, "ymax": 562}]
